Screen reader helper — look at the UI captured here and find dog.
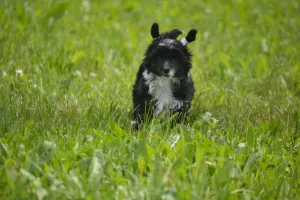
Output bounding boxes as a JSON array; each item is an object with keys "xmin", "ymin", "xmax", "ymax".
[{"xmin": 131, "ymin": 23, "xmax": 197, "ymax": 129}]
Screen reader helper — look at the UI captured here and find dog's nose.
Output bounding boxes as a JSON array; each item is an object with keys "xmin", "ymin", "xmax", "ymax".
[{"xmin": 163, "ymin": 68, "xmax": 170, "ymax": 74}]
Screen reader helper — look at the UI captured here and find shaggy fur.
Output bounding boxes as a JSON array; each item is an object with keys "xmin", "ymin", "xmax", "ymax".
[{"xmin": 132, "ymin": 23, "xmax": 197, "ymax": 129}]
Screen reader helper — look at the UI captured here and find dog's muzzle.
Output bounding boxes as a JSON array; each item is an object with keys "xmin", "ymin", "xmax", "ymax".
[{"xmin": 161, "ymin": 61, "xmax": 175, "ymax": 77}]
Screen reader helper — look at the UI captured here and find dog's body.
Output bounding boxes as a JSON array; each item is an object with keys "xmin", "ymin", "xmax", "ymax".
[{"xmin": 132, "ymin": 23, "xmax": 197, "ymax": 129}]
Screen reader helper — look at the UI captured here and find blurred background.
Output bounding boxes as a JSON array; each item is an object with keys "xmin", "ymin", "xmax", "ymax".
[{"xmin": 1, "ymin": 0, "xmax": 299, "ymax": 129}]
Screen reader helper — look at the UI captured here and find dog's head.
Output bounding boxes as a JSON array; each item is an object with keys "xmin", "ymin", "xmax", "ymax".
[{"xmin": 143, "ymin": 23, "xmax": 197, "ymax": 78}]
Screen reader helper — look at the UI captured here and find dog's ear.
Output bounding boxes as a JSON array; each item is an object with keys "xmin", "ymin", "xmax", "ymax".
[
  {"xmin": 151, "ymin": 23, "xmax": 160, "ymax": 38},
  {"xmin": 165, "ymin": 29, "xmax": 183, "ymax": 39},
  {"xmin": 186, "ymin": 29, "xmax": 197, "ymax": 43},
  {"xmin": 180, "ymin": 29, "xmax": 197, "ymax": 46}
]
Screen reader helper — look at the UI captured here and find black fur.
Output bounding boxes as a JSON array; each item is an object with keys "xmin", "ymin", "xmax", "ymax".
[
  {"xmin": 151, "ymin": 22, "xmax": 183, "ymax": 40},
  {"xmin": 132, "ymin": 23, "xmax": 197, "ymax": 129},
  {"xmin": 151, "ymin": 23, "xmax": 160, "ymax": 38},
  {"xmin": 186, "ymin": 29, "xmax": 197, "ymax": 43}
]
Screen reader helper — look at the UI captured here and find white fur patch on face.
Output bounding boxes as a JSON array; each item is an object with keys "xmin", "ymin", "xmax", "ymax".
[
  {"xmin": 168, "ymin": 68, "xmax": 175, "ymax": 77},
  {"xmin": 163, "ymin": 61, "xmax": 175, "ymax": 77},
  {"xmin": 142, "ymin": 70, "xmax": 183, "ymax": 115}
]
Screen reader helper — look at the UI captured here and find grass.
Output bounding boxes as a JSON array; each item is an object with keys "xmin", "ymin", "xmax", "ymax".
[{"xmin": 0, "ymin": 0, "xmax": 300, "ymax": 199}]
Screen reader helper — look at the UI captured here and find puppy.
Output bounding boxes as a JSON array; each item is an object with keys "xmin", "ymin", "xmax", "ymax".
[{"xmin": 132, "ymin": 23, "xmax": 197, "ymax": 129}]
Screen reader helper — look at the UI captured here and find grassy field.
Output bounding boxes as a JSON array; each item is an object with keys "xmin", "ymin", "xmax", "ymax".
[{"xmin": 1, "ymin": 0, "xmax": 300, "ymax": 199}]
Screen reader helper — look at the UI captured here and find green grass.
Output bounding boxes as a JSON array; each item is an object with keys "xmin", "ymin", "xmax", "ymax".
[{"xmin": 1, "ymin": 0, "xmax": 300, "ymax": 199}]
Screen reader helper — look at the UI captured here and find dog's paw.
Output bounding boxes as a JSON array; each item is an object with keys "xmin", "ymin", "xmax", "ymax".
[{"xmin": 131, "ymin": 120, "xmax": 139, "ymax": 130}]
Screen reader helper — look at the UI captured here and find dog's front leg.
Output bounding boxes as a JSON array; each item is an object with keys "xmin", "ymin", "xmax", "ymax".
[
  {"xmin": 132, "ymin": 101, "xmax": 153, "ymax": 129},
  {"xmin": 172, "ymin": 102, "xmax": 191, "ymax": 124}
]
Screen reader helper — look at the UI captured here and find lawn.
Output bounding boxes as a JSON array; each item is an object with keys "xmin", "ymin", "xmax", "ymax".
[{"xmin": 0, "ymin": 0, "xmax": 300, "ymax": 199}]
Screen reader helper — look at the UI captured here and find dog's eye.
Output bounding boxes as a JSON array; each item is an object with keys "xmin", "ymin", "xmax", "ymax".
[
  {"xmin": 157, "ymin": 57, "xmax": 162, "ymax": 61},
  {"xmin": 171, "ymin": 58, "xmax": 178, "ymax": 62}
]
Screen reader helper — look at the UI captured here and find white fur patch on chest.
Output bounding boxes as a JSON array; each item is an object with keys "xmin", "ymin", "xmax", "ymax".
[{"xmin": 142, "ymin": 70, "xmax": 183, "ymax": 115}]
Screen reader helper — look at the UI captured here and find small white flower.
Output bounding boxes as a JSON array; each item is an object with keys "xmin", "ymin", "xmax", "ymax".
[
  {"xmin": 169, "ymin": 134, "xmax": 180, "ymax": 148},
  {"xmin": 75, "ymin": 70, "xmax": 82, "ymax": 76},
  {"xmin": 261, "ymin": 38, "xmax": 269, "ymax": 52},
  {"xmin": 205, "ymin": 8, "xmax": 212, "ymax": 14},
  {"xmin": 44, "ymin": 141, "xmax": 56, "ymax": 149},
  {"xmin": 226, "ymin": 69, "xmax": 234, "ymax": 76},
  {"xmin": 19, "ymin": 144, "xmax": 26, "ymax": 156},
  {"xmin": 205, "ymin": 161, "xmax": 216, "ymax": 166},
  {"xmin": 285, "ymin": 167, "xmax": 290, "ymax": 172},
  {"xmin": 86, "ymin": 135, "xmax": 93, "ymax": 142},
  {"xmin": 203, "ymin": 31, "xmax": 209, "ymax": 40},
  {"xmin": 73, "ymin": 142, "xmax": 79, "ymax": 151},
  {"xmin": 212, "ymin": 117, "xmax": 219, "ymax": 124},
  {"xmin": 90, "ymin": 72, "xmax": 98, "ymax": 78},
  {"xmin": 238, "ymin": 143, "xmax": 246, "ymax": 148},
  {"xmin": 203, "ymin": 112, "xmax": 212, "ymax": 121},
  {"xmin": 16, "ymin": 69, "xmax": 23, "ymax": 77},
  {"xmin": 83, "ymin": 15, "xmax": 89, "ymax": 22},
  {"xmin": 82, "ymin": 0, "xmax": 91, "ymax": 12}
]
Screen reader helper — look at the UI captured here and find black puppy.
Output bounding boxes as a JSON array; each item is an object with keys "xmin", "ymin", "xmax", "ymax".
[{"xmin": 132, "ymin": 23, "xmax": 197, "ymax": 129}]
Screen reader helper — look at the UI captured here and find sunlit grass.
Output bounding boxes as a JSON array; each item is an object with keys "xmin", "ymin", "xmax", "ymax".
[{"xmin": 0, "ymin": 0, "xmax": 300, "ymax": 199}]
